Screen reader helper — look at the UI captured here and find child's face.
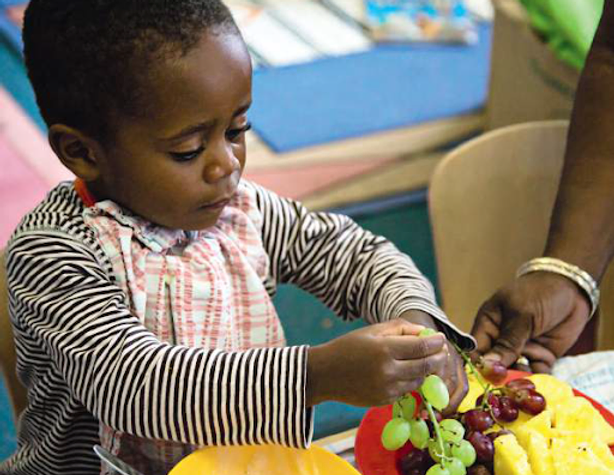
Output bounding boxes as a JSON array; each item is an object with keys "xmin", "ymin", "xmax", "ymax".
[{"xmin": 92, "ymin": 30, "xmax": 252, "ymax": 231}]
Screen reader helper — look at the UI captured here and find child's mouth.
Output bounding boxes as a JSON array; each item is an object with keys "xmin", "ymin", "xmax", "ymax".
[{"xmin": 200, "ymin": 197, "xmax": 232, "ymax": 210}]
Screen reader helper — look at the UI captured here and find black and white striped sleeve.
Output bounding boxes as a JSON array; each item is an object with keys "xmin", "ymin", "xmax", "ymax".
[
  {"xmin": 250, "ymin": 182, "xmax": 474, "ymax": 349},
  {"xmin": 7, "ymin": 231, "xmax": 313, "ymax": 448}
]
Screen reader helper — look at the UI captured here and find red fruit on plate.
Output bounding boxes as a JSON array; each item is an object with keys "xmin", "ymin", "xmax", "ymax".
[
  {"xmin": 476, "ymin": 393, "xmax": 502, "ymax": 420},
  {"xmin": 512, "ymin": 389, "xmax": 546, "ymax": 415},
  {"xmin": 396, "ymin": 449, "xmax": 431, "ymax": 475},
  {"xmin": 497, "ymin": 396, "xmax": 519, "ymax": 422},
  {"xmin": 463, "ymin": 409, "xmax": 494, "ymax": 432},
  {"xmin": 477, "ymin": 359, "xmax": 508, "ymax": 385},
  {"xmin": 466, "ymin": 431, "xmax": 494, "ymax": 463},
  {"xmin": 504, "ymin": 378, "xmax": 535, "ymax": 393}
]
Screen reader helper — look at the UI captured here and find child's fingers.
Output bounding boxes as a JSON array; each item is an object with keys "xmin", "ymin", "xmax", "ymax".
[
  {"xmin": 387, "ymin": 333, "xmax": 446, "ymax": 360},
  {"xmin": 377, "ymin": 318, "xmax": 425, "ymax": 337},
  {"xmin": 394, "ymin": 350, "xmax": 447, "ymax": 389}
]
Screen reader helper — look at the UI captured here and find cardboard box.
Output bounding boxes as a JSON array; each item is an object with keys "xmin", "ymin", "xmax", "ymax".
[{"xmin": 487, "ymin": 0, "xmax": 581, "ymax": 129}]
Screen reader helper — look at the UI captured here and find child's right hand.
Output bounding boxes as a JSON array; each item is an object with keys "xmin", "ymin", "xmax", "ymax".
[{"xmin": 306, "ymin": 319, "xmax": 447, "ymax": 407}]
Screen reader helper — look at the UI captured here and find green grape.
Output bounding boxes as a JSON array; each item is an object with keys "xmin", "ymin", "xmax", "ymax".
[
  {"xmin": 428, "ymin": 439, "xmax": 451, "ymax": 463},
  {"xmin": 381, "ymin": 418, "xmax": 411, "ymax": 451},
  {"xmin": 419, "ymin": 328, "xmax": 438, "ymax": 337},
  {"xmin": 420, "ymin": 375, "xmax": 450, "ymax": 411},
  {"xmin": 409, "ymin": 419, "xmax": 430, "ymax": 449},
  {"xmin": 392, "ymin": 400, "xmax": 403, "ymax": 419},
  {"xmin": 426, "ymin": 464, "xmax": 450, "ymax": 475},
  {"xmin": 400, "ymin": 394, "xmax": 417, "ymax": 420},
  {"xmin": 451, "ymin": 440, "xmax": 477, "ymax": 467},
  {"xmin": 443, "ymin": 457, "xmax": 467, "ymax": 475},
  {"xmin": 440, "ymin": 419, "xmax": 465, "ymax": 444}
]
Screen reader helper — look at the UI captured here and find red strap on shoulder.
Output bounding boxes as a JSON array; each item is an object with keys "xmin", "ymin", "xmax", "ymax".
[{"xmin": 74, "ymin": 178, "xmax": 98, "ymax": 207}]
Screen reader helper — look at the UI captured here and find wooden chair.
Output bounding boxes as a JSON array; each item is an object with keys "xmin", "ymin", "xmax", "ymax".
[
  {"xmin": 429, "ymin": 120, "xmax": 614, "ymax": 350},
  {"xmin": 0, "ymin": 250, "xmax": 27, "ymax": 419}
]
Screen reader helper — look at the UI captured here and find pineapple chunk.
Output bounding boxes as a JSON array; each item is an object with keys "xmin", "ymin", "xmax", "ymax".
[
  {"xmin": 516, "ymin": 409, "xmax": 553, "ymax": 450},
  {"xmin": 558, "ymin": 433, "xmax": 614, "ymax": 471},
  {"xmin": 458, "ymin": 370, "xmax": 484, "ymax": 413},
  {"xmin": 494, "ymin": 434, "xmax": 534, "ymax": 475},
  {"xmin": 555, "ymin": 397, "xmax": 614, "ymax": 445},
  {"xmin": 527, "ymin": 374, "xmax": 574, "ymax": 417},
  {"xmin": 500, "ymin": 410, "xmax": 533, "ymax": 435},
  {"xmin": 526, "ymin": 431, "xmax": 555, "ymax": 475},
  {"xmin": 551, "ymin": 438, "xmax": 613, "ymax": 475}
]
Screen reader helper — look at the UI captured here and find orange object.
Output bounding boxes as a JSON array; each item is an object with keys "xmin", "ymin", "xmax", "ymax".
[{"xmin": 169, "ymin": 443, "xmax": 360, "ymax": 475}]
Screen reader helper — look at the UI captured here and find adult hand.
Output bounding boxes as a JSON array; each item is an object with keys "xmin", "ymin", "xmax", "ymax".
[
  {"xmin": 399, "ymin": 310, "xmax": 468, "ymax": 414},
  {"xmin": 471, "ymin": 271, "xmax": 591, "ymax": 373}
]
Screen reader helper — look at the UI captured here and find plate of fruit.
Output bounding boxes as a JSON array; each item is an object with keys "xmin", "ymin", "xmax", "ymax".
[{"xmin": 355, "ymin": 353, "xmax": 614, "ymax": 475}]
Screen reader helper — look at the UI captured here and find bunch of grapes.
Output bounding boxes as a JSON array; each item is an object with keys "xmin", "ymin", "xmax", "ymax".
[{"xmin": 380, "ymin": 330, "xmax": 547, "ymax": 475}]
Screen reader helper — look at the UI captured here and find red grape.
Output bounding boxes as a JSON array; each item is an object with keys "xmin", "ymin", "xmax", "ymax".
[
  {"xmin": 504, "ymin": 378, "xmax": 535, "ymax": 392},
  {"xmin": 463, "ymin": 409, "xmax": 495, "ymax": 432},
  {"xmin": 497, "ymin": 396, "xmax": 519, "ymax": 422},
  {"xmin": 476, "ymin": 393, "xmax": 502, "ymax": 420},
  {"xmin": 477, "ymin": 359, "xmax": 508, "ymax": 385},
  {"xmin": 396, "ymin": 449, "xmax": 431, "ymax": 474},
  {"xmin": 512, "ymin": 389, "xmax": 546, "ymax": 415},
  {"xmin": 467, "ymin": 431, "xmax": 495, "ymax": 463}
]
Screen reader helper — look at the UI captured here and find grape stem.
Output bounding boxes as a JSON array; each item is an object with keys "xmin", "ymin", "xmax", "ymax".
[
  {"xmin": 423, "ymin": 397, "xmax": 449, "ymax": 465},
  {"xmin": 452, "ymin": 342, "xmax": 489, "ymax": 393}
]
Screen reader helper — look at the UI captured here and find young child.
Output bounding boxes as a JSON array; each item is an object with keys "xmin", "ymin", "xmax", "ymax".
[{"xmin": 1, "ymin": 1, "xmax": 475, "ymax": 474}]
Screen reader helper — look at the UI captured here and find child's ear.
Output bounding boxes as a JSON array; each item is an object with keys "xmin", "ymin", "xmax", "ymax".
[{"xmin": 48, "ymin": 124, "xmax": 105, "ymax": 181}]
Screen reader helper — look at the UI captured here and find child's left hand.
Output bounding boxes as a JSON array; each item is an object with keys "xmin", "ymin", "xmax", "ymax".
[{"xmin": 399, "ymin": 310, "xmax": 468, "ymax": 414}]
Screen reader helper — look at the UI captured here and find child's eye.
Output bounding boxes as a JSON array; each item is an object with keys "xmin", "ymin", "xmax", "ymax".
[
  {"xmin": 169, "ymin": 146, "xmax": 205, "ymax": 162},
  {"xmin": 226, "ymin": 122, "xmax": 252, "ymax": 141}
]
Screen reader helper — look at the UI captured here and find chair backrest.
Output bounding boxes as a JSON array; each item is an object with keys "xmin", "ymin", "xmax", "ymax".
[
  {"xmin": 429, "ymin": 120, "xmax": 614, "ymax": 350},
  {"xmin": 0, "ymin": 250, "xmax": 27, "ymax": 418}
]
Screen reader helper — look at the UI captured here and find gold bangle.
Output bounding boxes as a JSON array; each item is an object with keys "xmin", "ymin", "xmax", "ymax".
[{"xmin": 516, "ymin": 257, "xmax": 599, "ymax": 318}]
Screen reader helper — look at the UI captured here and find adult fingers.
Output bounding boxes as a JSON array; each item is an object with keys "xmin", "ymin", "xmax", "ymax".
[
  {"xmin": 471, "ymin": 300, "xmax": 502, "ymax": 354},
  {"xmin": 484, "ymin": 310, "xmax": 533, "ymax": 368},
  {"xmin": 522, "ymin": 341, "xmax": 557, "ymax": 374}
]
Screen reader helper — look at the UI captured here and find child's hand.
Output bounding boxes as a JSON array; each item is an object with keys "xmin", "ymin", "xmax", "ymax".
[
  {"xmin": 306, "ymin": 319, "xmax": 447, "ymax": 408},
  {"xmin": 399, "ymin": 310, "xmax": 469, "ymax": 414}
]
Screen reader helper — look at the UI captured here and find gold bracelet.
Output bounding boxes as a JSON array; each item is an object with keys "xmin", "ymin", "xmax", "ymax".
[{"xmin": 516, "ymin": 257, "xmax": 600, "ymax": 318}]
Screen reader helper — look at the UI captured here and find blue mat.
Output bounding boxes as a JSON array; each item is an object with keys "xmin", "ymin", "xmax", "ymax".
[
  {"xmin": 1, "ymin": 3, "xmax": 491, "ymax": 153},
  {"xmin": 0, "ymin": 377, "xmax": 17, "ymax": 462},
  {"xmin": 250, "ymin": 23, "xmax": 492, "ymax": 152}
]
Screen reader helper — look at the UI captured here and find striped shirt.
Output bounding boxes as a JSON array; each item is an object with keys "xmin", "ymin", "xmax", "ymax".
[{"xmin": 0, "ymin": 180, "xmax": 474, "ymax": 475}]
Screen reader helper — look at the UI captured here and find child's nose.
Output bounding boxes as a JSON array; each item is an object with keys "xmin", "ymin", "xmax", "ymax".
[{"xmin": 203, "ymin": 142, "xmax": 240, "ymax": 184}]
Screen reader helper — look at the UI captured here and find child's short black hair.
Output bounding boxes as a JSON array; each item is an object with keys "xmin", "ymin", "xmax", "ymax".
[{"xmin": 23, "ymin": 0, "xmax": 239, "ymax": 141}]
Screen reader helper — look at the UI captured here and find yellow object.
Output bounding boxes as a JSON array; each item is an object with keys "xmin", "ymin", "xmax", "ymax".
[
  {"xmin": 494, "ymin": 433, "xmax": 534, "ymax": 475},
  {"xmin": 526, "ymin": 431, "xmax": 554, "ymax": 475},
  {"xmin": 551, "ymin": 438, "xmax": 614, "ymax": 475},
  {"xmin": 557, "ymin": 433, "xmax": 614, "ymax": 471},
  {"xmin": 527, "ymin": 374, "xmax": 574, "ymax": 420},
  {"xmin": 463, "ymin": 373, "xmax": 614, "ymax": 475},
  {"xmin": 516, "ymin": 409, "xmax": 553, "ymax": 449},
  {"xmin": 458, "ymin": 369, "xmax": 485, "ymax": 413},
  {"xmin": 500, "ymin": 411, "xmax": 533, "ymax": 434},
  {"xmin": 168, "ymin": 444, "xmax": 360, "ymax": 475},
  {"xmin": 555, "ymin": 397, "xmax": 614, "ymax": 446}
]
